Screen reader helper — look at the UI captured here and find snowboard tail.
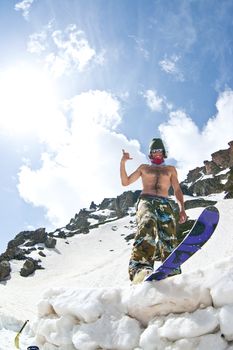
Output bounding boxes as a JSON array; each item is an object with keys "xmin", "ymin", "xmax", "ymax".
[{"xmin": 146, "ymin": 206, "xmax": 219, "ymax": 282}]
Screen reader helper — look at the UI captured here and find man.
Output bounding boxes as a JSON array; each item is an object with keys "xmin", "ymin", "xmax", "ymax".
[{"xmin": 120, "ymin": 138, "xmax": 187, "ymax": 283}]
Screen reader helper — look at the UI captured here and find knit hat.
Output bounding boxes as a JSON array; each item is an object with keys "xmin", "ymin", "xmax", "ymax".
[{"xmin": 149, "ymin": 138, "xmax": 167, "ymax": 158}]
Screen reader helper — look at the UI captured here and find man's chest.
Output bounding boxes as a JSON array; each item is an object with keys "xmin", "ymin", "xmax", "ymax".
[{"xmin": 142, "ymin": 166, "xmax": 171, "ymax": 179}]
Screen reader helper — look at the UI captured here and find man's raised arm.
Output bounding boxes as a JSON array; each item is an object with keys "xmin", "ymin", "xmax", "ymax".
[{"xmin": 120, "ymin": 149, "xmax": 142, "ymax": 186}]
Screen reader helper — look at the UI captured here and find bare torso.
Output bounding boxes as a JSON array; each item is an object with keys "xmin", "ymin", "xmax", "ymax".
[{"xmin": 140, "ymin": 164, "xmax": 174, "ymax": 197}]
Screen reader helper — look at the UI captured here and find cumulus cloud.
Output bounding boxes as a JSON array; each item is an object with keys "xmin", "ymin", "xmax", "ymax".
[
  {"xmin": 143, "ymin": 89, "xmax": 172, "ymax": 112},
  {"xmin": 17, "ymin": 90, "xmax": 146, "ymax": 227},
  {"xmin": 15, "ymin": 0, "xmax": 34, "ymax": 19},
  {"xmin": 27, "ymin": 31, "xmax": 47, "ymax": 54},
  {"xmin": 159, "ymin": 89, "xmax": 233, "ymax": 179},
  {"xmin": 159, "ymin": 55, "xmax": 184, "ymax": 81},
  {"xmin": 27, "ymin": 23, "xmax": 101, "ymax": 77}
]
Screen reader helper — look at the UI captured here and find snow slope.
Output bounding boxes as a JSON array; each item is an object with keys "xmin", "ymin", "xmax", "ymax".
[{"xmin": 1, "ymin": 198, "xmax": 233, "ymax": 349}]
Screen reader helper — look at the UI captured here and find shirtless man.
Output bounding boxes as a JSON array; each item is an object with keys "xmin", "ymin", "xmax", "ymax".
[{"xmin": 120, "ymin": 138, "xmax": 187, "ymax": 283}]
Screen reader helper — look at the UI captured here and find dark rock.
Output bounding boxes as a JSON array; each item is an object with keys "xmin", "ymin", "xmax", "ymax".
[
  {"xmin": 98, "ymin": 190, "xmax": 141, "ymax": 218},
  {"xmin": 24, "ymin": 247, "xmax": 37, "ymax": 255},
  {"xmin": 124, "ymin": 233, "xmax": 135, "ymax": 242},
  {"xmin": 211, "ymin": 149, "xmax": 230, "ymax": 168},
  {"xmin": 82, "ymin": 227, "xmax": 90, "ymax": 234},
  {"xmin": 185, "ymin": 167, "xmax": 205, "ymax": 183},
  {"xmin": 184, "ymin": 199, "xmax": 217, "ymax": 210},
  {"xmin": 0, "ymin": 260, "xmax": 11, "ymax": 280},
  {"xmin": 20, "ymin": 259, "xmax": 36, "ymax": 277},
  {"xmin": 90, "ymin": 201, "xmax": 98, "ymax": 210},
  {"xmin": 24, "ymin": 241, "xmax": 36, "ymax": 247},
  {"xmin": 30, "ymin": 228, "xmax": 47, "ymax": 244},
  {"xmin": 39, "ymin": 251, "xmax": 46, "ymax": 257},
  {"xmin": 224, "ymin": 167, "xmax": 233, "ymax": 198},
  {"xmin": 99, "ymin": 198, "xmax": 117, "ymax": 211},
  {"xmin": 180, "ymin": 142, "xmax": 233, "ymax": 197},
  {"xmin": 229, "ymin": 141, "xmax": 233, "ymax": 166},
  {"xmin": 9, "ymin": 228, "xmax": 47, "ymax": 248},
  {"xmin": 115, "ymin": 190, "xmax": 141, "ymax": 217},
  {"xmin": 66, "ymin": 209, "xmax": 91, "ymax": 231},
  {"xmin": 189, "ymin": 177, "xmax": 224, "ymax": 196},
  {"xmin": 53, "ymin": 229, "xmax": 67, "ymax": 238},
  {"xmin": 20, "ymin": 259, "xmax": 43, "ymax": 277},
  {"xmin": 204, "ymin": 160, "xmax": 221, "ymax": 175},
  {"xmin": 7, "ymin": 236, "xmax": 25, "ymax": 249},
  {"xmin": 0, "ymin": 247, "xmax": 27, "ymax": 261},
  {"xmin": 45, "ymin": 237, "xmax": 57, "ymax": 249}
]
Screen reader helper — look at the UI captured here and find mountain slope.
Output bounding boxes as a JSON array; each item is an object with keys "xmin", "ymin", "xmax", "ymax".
[
  {"xmin": 0, "ymin": 198, "xmax": 233, "ymax": 349},
  {"xmin": 1, "ymin": 141, "xmax": 233, "ymax": 348}
]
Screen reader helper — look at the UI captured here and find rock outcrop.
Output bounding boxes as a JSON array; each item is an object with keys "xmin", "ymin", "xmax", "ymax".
[
  {"xmin": 20, "ymin": 258, "xmax": 44, "ymax": 277},
  {"xmin": 181, "ymin": 141, "xmax": 233, "ymax": 198},
  {"xmin": 0, "ymin": 228, "xmax": 55, "ymax": 281},
  {"xmin": 0, "ymin": 260, "xmax": 11, "ymax": 280}
]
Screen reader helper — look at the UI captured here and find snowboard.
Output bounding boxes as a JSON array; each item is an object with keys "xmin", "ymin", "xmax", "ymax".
[{"xmin": 145, "ymin": 206, "xmax": 219, "ymax": 282}]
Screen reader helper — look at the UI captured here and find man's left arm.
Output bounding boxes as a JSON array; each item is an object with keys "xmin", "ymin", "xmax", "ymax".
[{"xmin": 170, "ymin": 167, "xmax": 187, "ymax": 224}]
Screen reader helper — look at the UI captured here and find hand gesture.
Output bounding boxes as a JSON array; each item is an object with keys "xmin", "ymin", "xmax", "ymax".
[{"xmin": 121, "ymin": 149, "xmax": 133, "ymax": 162}]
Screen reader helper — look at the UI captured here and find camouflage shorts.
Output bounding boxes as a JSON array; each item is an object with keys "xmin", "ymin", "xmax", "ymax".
[{"xmin": 129, "ymin": 195, "xmax": 178, "ymax": 281}]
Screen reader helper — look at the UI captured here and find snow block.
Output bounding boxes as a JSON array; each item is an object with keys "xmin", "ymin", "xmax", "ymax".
[
  {"xmin": 158, "ymin": 307, "xmax": 219, "ymax": 340},
  {"xmin": 219, "ymin": 305, "xmax": 233, "ymax": 341},
  {"xmin": 123, "ymin": 277, "xmax": 212, "ymax": 325}
]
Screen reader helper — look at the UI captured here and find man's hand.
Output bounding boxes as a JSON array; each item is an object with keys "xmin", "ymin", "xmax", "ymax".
[
  {"xmin": 179, "ymin": 210, "xmax": 187, "ymax": 224},
  {"xmin": 121, "ymin": 149, "xmax": 133, "ymax": 162}
]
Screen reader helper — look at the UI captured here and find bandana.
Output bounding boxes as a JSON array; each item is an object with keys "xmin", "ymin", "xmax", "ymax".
[{"xmin": 151, "ymin": 158, "xmax": 165, "ymax": 165}]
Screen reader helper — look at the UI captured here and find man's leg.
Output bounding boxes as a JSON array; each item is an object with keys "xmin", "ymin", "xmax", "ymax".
[
  {"xmin": 156, "ymin": 200, "xmax": 181, "ymax": 276},
  {"xmin": 129, "ymin": 198, "xmax": 157, "ymax": 281}
]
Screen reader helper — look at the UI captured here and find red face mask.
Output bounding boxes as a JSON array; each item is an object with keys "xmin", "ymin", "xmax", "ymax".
[{"xmin": 150, "ymin": 157, "xmax": 164, "ymax": 165}]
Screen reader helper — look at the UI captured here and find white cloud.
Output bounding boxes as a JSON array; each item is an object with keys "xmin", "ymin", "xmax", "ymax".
[
  {"xmin": 159, "ymin": 55, "xmax": 184, "ymax": 81},
  {"xmin": 0, "ymin": 66, "xmax": 70, "ymax": 150},
  {"xmin": 143, "ymin": 89, "xmax": 170, "ymax": 112},
  {"xmin": 27, "ymin": 31, "xmax": 47, "ymax": 54},
  {"xmin": 27, "ymin": 23, "xmax": 100, "ymax": 77},
  {"xmin": 159, "ymin": 89, "xmax": 233, "ymax": 179},
  {"xmin": 17, "ymin": 90, "xmax": 146, "ymax": 227},
  {"xmin": 15, "ymin": 0, "xmax": 34, "ymax": 20}
]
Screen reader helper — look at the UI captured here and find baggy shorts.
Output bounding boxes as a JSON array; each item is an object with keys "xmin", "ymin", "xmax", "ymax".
[{"xmin": 129, "ymin": 194, "xmax": 178, "ymax": 281}]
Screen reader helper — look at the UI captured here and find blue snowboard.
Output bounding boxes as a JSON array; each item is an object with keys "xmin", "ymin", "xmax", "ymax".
[{"xmin": 145, "ymin": 206, "xmax": 219, "ymax": 282}]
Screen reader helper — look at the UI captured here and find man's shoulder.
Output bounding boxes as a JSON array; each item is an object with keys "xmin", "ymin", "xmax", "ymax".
[
  {"xmin": 166, "ymin": 165, "xmax": 176, "ymax": 170},
  {"xmin": 167, "ymin": 165, "xmax": 178, "ymax": 176},
  {"xmin": 137, "ymin": 164, "xmax": 149, "ymax": 172}
]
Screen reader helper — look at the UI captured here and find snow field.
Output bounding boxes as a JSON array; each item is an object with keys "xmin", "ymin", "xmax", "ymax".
[
  {"xmin": 1, "ymin": 198, "xmax": 233, "ymax": 349},
  {"xmin": 21, "ymin": 255, "xmax": 233, "ymax": 349}
]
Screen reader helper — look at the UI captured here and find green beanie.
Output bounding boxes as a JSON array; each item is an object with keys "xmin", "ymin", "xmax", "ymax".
[{"xmin": 149, "ymin": 138, "xmax": 167, "ymax": 158}]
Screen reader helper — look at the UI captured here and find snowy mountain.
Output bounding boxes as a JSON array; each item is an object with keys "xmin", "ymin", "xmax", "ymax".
[{"xmin": 1, "ymin": 143, "xmax": 233, "ymax": 349}]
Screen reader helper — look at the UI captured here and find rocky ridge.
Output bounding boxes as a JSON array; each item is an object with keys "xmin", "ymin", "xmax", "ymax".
[
  {"xmin": 0, "ymin": 141, "xmax": 232, "ymax": 281},
  {"xmin": 181, "ymin": 140, "xmax": 233, "ymax": 198}
]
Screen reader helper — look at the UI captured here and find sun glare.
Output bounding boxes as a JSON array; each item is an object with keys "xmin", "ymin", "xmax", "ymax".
[{"xmin": 0, "ymin": 66, "xmax": 58, "ymax": 135}]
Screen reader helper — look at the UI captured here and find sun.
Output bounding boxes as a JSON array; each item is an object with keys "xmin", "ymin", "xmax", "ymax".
[{"xmin": 0, "ymin": 65, "xmax": 58, "ymax": 136}]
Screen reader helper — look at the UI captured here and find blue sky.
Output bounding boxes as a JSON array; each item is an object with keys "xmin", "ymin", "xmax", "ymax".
[{"xmin": 0, "ymin": 0, "xmax": 233, "ymax": 253}]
